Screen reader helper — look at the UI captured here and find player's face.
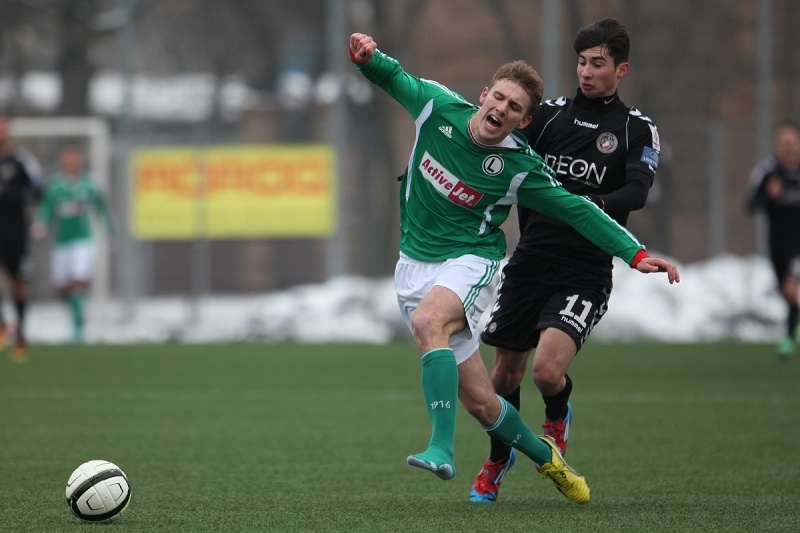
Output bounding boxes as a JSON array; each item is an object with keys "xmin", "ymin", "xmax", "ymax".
[
  {"xmin": 774, "ymin": 126, "xmax": 800, "ymax": 168},
  {"xmin": 471, "ymin": 79, "xmax": 533, "ymax": 146},
  {"xmin": 61, "ymin": 148, "xmax": 83, "ymax": 176},
  {"xmin": 576, "ymin": 46, "xmax": 628, "ymax": 99}
]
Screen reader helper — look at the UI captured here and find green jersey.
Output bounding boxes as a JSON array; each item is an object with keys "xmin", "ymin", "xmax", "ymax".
[
  {"xmin": 36, "ymin": 172, "xmax": 113, "ymax": 245},
  {"xmin": 356, "ymin": 51, "xmax": 643, "ymax": 263}
]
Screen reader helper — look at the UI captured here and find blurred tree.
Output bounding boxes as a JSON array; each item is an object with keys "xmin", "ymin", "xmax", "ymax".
[
  {"xmin": 0, "ymin": 0, "xmax": 54, "ymax": 113},
  {"xmin": 128, "ymin": 0, "xmax": 327, "ymax": 124},
  {"xmin": 1, "ymin": 0, "xmax": 325, "ymax": 119},
  {"xmin": 0, "ymin": 0, "xmax": 159, "ymax": 115},
  {"xmin": 56, "ymin": 1, "xmax": 102, "ymax": 115}
]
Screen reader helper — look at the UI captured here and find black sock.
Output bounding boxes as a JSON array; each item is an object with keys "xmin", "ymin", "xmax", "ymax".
[
  {"xmin": 14, "ymin": 298, "xmax": 26, "ymax": 339},
  {"xmin": 488, "ymin": 386, "xmax": 520, "ymax": 462},
  {"xmin": 789, "ymin": 305, "xmax": 799, "ymax": 338},
  {"xmin": 543, "ymin": 374, "xmax": 572, "ymax": 421}
]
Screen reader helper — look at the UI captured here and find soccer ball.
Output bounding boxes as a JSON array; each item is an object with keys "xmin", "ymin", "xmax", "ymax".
[{"xmin": 65, "ymin": 460, "xmax": 131, "ymax": 523}]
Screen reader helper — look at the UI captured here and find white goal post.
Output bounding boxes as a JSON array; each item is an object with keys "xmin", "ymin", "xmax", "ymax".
[{"xmin": 10, "ymin": 116, "xmax": 112, "ymax": 329}]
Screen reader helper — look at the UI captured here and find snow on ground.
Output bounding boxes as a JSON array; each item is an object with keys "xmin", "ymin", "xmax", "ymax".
[{"xmin": 26, "ymin": 254, "xmax": 787, "ymax": 345}]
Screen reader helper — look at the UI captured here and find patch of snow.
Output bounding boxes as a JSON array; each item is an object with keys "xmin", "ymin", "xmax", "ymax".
[{"xmin": 24, "ymin": 254, "xmax": 788, "ymax": 344}]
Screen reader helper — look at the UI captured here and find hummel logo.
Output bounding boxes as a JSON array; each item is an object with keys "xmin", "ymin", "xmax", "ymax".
[
  {"xmin": 574, "ymin": 118, "xmax": 598, "ymax": 129},
  {"xmin": 439, "ymin": 125, "xmax": 452, "ymax": 138}
]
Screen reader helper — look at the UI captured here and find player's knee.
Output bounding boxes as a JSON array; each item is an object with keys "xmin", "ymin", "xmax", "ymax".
[
  {"xmin": 410, "ymin": 308, "xmax": 438, "ymax": 345},
  {"xmin": 492, "ymin": 349, "xmax": 527, "ymax": 391},
  {"xmin": 781, "ymin": 278, "xmax": 799, "ymax": 305},
  {"xmin": 409, "ymin": 310, "xmax": 430, "ymax": 336},
  {"xmin": 491, "ymin": 366, "xmax": 523, "ymax": 395},
  {"xmin": 532, "ymin": 363, "xmax": 562, "ymax": 391}
]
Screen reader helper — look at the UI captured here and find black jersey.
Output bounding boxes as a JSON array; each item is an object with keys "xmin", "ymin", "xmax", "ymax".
[
  {"xmin": 746, "ymin": 156, "xmax": 800, "ymax": 280},
  {"xmin": 0, "ymin": 147, "xmax": 42, "ymax": 234},
  {"xmin": 746, "ymin": 156, "xmax": 800, "ymax": 246},
  {"xmin": 515, "ymin": 90, "xmax": 659, "ymax": 274}
]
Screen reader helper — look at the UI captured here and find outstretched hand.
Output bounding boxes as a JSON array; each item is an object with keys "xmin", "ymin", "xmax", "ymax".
[
  {"xmin": 635, "ymin": 256, "xmax": 680, "ymax": 284},
  {"xmin": 349, "ymin": 33, "xmax": 377, "ymax": 65}
]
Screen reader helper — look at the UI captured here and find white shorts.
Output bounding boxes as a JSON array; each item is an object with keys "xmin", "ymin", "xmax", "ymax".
[
  {"xmin": 51, "ymin": 240, "xmax": 95, "ymax": 288},
  {"xmin": 394, "ymin": 252, "xmax": 500, "ymax": 364}
]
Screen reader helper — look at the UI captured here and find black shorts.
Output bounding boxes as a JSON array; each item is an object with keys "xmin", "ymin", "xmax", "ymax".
[
  {"xmin": 772, "ymin": 245, "xmax": 800, "ymax": 282},
  {"xmin": 0, "ymin": 231, "xmax": 31, "ymax": 279},
  {"xmin": 481, "ymin": 255, "xmax": 612, "ymax": 352}
]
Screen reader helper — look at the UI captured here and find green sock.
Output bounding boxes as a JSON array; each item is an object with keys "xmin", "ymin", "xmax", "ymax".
[
  {"xmin": 482, "ymin": 396, "xmax": 552, "ymax": 466},
  {"xmin": 67, "ymin": 291, "xmax": 86, "ymax": 330},
  {"xmin": 419, "ymin": 348, "xmax": 458, "ymax": 459}
]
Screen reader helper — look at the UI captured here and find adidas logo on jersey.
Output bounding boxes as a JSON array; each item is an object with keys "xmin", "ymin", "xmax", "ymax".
[{"xmin": 438, "ymin": 125, "xmax": 452, "ymax": 138}]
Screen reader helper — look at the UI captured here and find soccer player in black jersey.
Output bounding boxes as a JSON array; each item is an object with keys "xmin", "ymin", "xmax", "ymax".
[
  {"xmin": 747, "ymin": 120, "xmax": 800, "ymax": 361},
  {"xmin": 472, "ymin": 18, "xmax": 663, "ymax": 502},
  {"xmin": 0, "ymin": 114, "xmax": 43, "ymax": 362}
]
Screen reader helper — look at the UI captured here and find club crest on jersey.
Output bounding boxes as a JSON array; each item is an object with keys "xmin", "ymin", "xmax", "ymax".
[
  {"xmin": 419, "ymin": 151, "xmax": 483, "ymax": 208},
  {"xmin": 596, "ymin": 132, "xmax": 618, "ymax": 154},
  {"xmin": 482, "ymin": 155, "xmax": 504, "ymax": 176}
]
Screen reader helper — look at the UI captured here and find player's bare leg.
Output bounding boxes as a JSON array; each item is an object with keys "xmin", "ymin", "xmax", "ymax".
[{"xmin": 406, "ymin": 286, "xmax": 466, "ymax": 480}]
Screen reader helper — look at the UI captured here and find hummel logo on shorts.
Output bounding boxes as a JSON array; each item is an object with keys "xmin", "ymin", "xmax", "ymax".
[{"xmin": 439, "ymin": 125, "xmax": 452, "ymax": 138}]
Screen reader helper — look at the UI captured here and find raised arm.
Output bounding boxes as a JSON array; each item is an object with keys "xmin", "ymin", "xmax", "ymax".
[{"xmin": 349, "ymin": 33, "xmax": 377, "ymax": 65}]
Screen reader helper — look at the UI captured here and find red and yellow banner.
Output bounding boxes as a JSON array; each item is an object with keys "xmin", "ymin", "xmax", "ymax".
[{"xmin": 131, "ymin": 145, "xmax": 335, "ymax": 239}]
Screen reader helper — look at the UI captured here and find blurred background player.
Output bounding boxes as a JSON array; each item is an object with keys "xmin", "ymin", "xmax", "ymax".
[
  {"xmin": 747, "ymin": 119, "xmax": 800, "ymax": 361},
  {"xmin": 32, "ymin": 144, "xmax": 114, "ymax": 343},
  {"xmin": 473, "ymin": 18, "xmax": 661, "ymax": 501},
  {"xmin": 0, "ymin": 113, "xmax": 42, "ymax": 362}
]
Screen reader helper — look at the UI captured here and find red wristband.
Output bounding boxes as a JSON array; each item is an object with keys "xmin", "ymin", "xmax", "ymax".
[{"xmin": 630, "ymin": 249, "xmax": 649, "ymax": 268}]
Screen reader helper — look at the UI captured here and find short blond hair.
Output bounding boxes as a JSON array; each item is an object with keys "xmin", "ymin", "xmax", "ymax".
[{"xmin": 489, "ymin": 60, "xmax": 544, "ymax": 115}]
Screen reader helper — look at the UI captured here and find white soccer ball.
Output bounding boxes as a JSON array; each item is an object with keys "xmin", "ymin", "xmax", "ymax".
[{"xmin": 65, "ymin": 460, "xmax": 131, "ymax": 523}]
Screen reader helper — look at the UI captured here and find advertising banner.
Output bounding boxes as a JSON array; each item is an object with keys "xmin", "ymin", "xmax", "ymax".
[{"xmin": 132, "ymin": 145, "xmax": 335, "ymax": 239}]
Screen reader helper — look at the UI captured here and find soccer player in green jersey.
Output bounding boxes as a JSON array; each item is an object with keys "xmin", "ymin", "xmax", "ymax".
[
  {"xmin": 32, "ymin": 144, "xmax": 114, "ymax": 343},
  {"xmin": 350, "ymin": 33, "xmax": 679, "ymax": 503}
]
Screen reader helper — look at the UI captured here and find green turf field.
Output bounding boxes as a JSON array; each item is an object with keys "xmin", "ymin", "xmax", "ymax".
[{"xmin": 1, "ymin": 342, "xmax": 798, "ymax": 532}]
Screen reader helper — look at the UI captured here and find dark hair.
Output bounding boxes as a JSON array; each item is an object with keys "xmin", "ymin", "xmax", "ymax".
[
  {"xmin": 490, "ymin": 60, "xmax": 544, "ymax": 115},
  {"xmin": 573, "ymin": 18, "xmax": 631, "ymax": 65},
  {"xmin": 775, "ymin": 119, "xmax": 800, "ymax": 134}
]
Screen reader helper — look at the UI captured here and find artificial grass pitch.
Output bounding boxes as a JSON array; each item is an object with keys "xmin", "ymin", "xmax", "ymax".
[{"xmin": 0, "ymin": 341, "xmax": 798, "ymax": 532}]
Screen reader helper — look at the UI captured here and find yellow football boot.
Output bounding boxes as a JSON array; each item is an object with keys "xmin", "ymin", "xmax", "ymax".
[{"xmin": 537, "ymin": 435, "xmax": 590, "ymax": 504}]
